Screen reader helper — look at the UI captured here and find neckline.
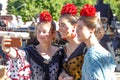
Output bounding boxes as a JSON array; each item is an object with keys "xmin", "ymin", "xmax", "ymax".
[
  {"xmin": 65, "ymin": 42, "xmax": 85, "ymax": 60},
  {"xmin": 34, "ymin": 45, "xmax": 60, "ymax": 64}
]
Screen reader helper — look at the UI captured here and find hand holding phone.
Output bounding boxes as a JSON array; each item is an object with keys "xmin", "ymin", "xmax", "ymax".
[{"xmin": 1, "ymin": 36, "xmax": 22, "ymax": 53}]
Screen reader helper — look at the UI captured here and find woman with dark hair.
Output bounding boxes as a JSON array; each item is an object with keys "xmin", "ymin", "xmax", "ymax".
[
  {"xmin": 1, "ymin": 11, "xmax": 64, "ymax": 80},
  {"xmin": 76, "ymin": 4, "xmax": 116, "ymax": 80},
  {"xmin": 58, "ymin": 3, "xmax": 86, "ymax": 80}
]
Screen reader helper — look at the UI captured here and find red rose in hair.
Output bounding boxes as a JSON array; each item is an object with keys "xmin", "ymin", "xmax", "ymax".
[
  {"xmin": 61, "ymin": 3, "xmax": 77, "ymax": 15},
  {"xmin": 80, "ymin": 4, "xmax": 96, "ymax": 17},
  {"xmin": 39, "ymin": 11, "xmax": 52, "ymax": 22}
]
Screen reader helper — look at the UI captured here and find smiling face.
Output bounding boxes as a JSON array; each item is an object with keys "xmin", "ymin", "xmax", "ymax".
[
  {"xmin": 36, "ymin": 22, "xmax": 55, "ymax": 44},
  {"xmin": 76, "ymin": 20, "xmax": 92, "ymax": 42},
  {"xmin": 59, "ymin": 17, "xmax": 76, "ymax": 39}
]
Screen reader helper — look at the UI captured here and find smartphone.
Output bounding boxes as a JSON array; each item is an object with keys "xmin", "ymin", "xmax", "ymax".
[{"xmin": 5, "ymin": 37, "xmax": 22, "ymax": 48}]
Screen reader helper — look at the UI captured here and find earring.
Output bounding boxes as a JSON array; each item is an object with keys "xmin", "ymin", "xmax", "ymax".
[
  {"xmin": 71, "ymin": 27, "xmax": 76, "ymax": 38},
  {"xmin": 71, "ymin": 33, "xmax": 76, "ymax": 38},
  {"xmin": 72, "ymin": 29, "xmax": 74, "ymax": 32}
]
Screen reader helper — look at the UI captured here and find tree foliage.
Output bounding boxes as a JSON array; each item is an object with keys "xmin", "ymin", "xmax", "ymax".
[
  {"xmin": 7, "ymin": 0, "xmax": 120, "ymax": 21},
  {"xmin": 100, "ymin": 0, "xmax": 120, "ymax": 20}
]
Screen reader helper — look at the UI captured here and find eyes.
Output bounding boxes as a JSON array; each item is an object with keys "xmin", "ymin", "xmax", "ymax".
[
  {"xmin": 59, "ymin": 23, "xmax": 66, "ymax": 28},
  {"xmin": 37, "ymin": 29, "xmax": 50, "ymax": 34},
  {"xmin": 77, "ymin": 24, "xmax": 83, "ymax": 30}
]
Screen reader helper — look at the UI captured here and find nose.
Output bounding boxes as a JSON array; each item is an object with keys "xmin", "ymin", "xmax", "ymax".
[
  {"xmin": 59, "ymin": 24, "xmax": 64, "ymax": 29},
  {"xmin": 76, "ymin": 29, "xmax": 79, "ymax": 33},
  {"xmin": 39, "ymin": 32, "xmax": 44, "ymax": 35},
  {"xmin": 58, "ymin": 27, "xmax": 63, "ymax": 31}
]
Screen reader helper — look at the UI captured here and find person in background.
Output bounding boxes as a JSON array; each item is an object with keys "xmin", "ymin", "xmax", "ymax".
[
  {"xmin": 95, "ymin": 0, "xmax": 113, "ymax": 31},
  {"xmin": 0, "ymin": 3, "xmax": 2, "ymax": 15},
  {"xmin": 0, "ymin": 3, "xmax": 6, "ymax": 29},
  {"xmin": 96, "ymin": 24, "xmax": 115, "ymax": 58},
  {"xmin": 76, "ymin": 4, "xmax": 116, "ymax": 80},
  {"xmin": 58, "ymin": 3, "xmax": 86, "ymax": 80},
  {"xmin": 0, "ymin": 20, "xmax": 6, "ymax": 28},
  {"xmin": 1, "ymin": 11, "xmax": 64, "ymax": 80},
  {"xmin": 8, "ymin": 15, "xmax": 18, "ymax": 29},
  {"xmin": 16, "ymin": 15, "xmax": 24, "ymax": 28}
]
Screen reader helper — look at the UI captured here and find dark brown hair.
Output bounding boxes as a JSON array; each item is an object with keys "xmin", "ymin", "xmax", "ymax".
[
  {"xmin": 79, "ymin": 16, "xmax": 103, "ymax": 36},
  {"xmin": 36, "ymin": 21, "xmax": 56, "ymax": 34},
  {"xmin": 60, "ymin": 14, "xmax": 79, "ymax": 25}
]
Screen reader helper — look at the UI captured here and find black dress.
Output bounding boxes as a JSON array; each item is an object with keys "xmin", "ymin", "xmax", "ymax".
[{"xmin": 6, "ymin": 45, "xmax": 65, "ymax": 80}]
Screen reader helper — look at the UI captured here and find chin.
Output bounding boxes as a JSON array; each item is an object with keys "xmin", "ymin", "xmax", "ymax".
[
  {"xmin": 38, "ymin": 38, "xmax": 46, "ymax": 42},
  {"xmin": 61, "ymin": 35, "xmax": 66, "ymax": 38}
]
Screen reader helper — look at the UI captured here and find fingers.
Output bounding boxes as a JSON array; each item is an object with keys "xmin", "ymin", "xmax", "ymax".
[
  {"xmin": 58, "ymin": 75, "xmax": 74, "ymax": 80},
  {"xmin": 63, "ymin": 76, "xmax": 74, "ymax": 80},
  {"xmin": 59, "ymin": 71, "xmax": 74, "ymax": 80},
  {"xmin": 3, "ymin": 36, "xmax": 12, "ymax": 47},
  {"xmin": 60, "ymin": 71, "xmax": 69, "ymax": 77},
  {"xmin": 58, "ymin": 75, "xmax": 63, "ymax": 80},
  {"xmin": 1, "ymin": 36, "xmax": 12, "ymax": 53}
]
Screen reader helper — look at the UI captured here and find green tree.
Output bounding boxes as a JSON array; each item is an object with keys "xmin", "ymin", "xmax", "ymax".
[
  {"xmin": 7, "ymin": 0, "xmax": 80, "ymax": 22},
  {"xmin": 7, "ymin": 0, "xmax": 87, "ymax": 22},
  {"xmin": 7, "ymin": 0, "xmax": 120, "ymax": 21},
  {"xmin": 109, "ymin": 0, "xmax": 120, "ymax": 20}
]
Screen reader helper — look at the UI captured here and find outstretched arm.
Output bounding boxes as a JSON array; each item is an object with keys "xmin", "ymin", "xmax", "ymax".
[{"xmin": 1, "ymin": 36, "xmax": 20, "ymax": 58}]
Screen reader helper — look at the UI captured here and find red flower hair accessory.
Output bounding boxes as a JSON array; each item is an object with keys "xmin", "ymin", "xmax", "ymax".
[
  {"xmin": 80, "ymin": 4, "xmax": 96, "ymax": 17},
  {"xmin": 61, "ymin": 3, "xmax": 77, "ymax": 16},
  {"xmin": 39, "ymin": 11, "xmax": 52, "ymax": 22}
]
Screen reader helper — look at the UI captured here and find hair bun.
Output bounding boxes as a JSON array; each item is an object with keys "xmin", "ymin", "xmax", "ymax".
[
  {"xmin": 39, "ymin": 11, "xmax": 52, "ymax": 22},
  {"xmin": 80, "ymin": 4, "xmax": 96, "ymax": 17},
  {"xmin": 61, "ymin": 3, "xmax": 77, "ymax": 16}
]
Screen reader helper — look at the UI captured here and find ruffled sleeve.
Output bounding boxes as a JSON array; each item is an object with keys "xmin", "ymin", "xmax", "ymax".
[{"xmin": 6, "ymin": 48, "xmax": 31, "ymax": 80}]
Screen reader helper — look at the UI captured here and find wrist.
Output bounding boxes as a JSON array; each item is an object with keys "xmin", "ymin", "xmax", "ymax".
[
  {"xmin": 5, "ymin": 48, "xmax": 11, "ymax": 54},
  {"xmin": 5, "ymin": 47, "xmax": 19, "ymax": 58}
]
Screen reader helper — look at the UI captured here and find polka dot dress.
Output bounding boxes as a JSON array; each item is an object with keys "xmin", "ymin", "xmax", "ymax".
[
  {"xmin": 63, "ymin": 55, "xmax": 84, "ymax": 80},
  {"xmin": 6, "ymin": 48, "xmax": 31, "ymax": 80},
  {"xmin": 6, "ymin": 45, "xmax": 64, "ymax": 80},
  {"xmin": 63, "ymin": 42, "xmax": 86, "ymax": 80}
]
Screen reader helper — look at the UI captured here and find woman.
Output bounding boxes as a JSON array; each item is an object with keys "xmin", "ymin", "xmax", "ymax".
[
  {"xmin": 2, "ymin": 11, "xmax": 64, "ymax": 80},
  {"xmin": 58, "ymin": 3, "xmax": 86, "ymax": 80},
  {"xmin": 76, "ymin": 4, "xmax": 116, "ymax": 80}
]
